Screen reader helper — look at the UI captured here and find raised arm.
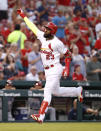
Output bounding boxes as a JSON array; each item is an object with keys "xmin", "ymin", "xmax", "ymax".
[{"xmin": 17, "ymin": 9, "xmax": 39, "ymax": 36}]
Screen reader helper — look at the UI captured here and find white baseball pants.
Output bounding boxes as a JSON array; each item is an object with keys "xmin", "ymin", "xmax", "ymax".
[{"xmin": 44, "ymin": 64, "xmax": 80, "ymax": 105}]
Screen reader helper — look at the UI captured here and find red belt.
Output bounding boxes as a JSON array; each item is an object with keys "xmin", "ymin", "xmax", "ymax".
[{"xmin": 44, "ymin": 64, "xmax": 54, "ymax": 70}]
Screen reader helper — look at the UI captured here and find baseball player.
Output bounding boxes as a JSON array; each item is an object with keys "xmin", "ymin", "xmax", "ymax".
[{"xmin": 17, "ymin": 9, "xmax": 83, "ymax": 123}]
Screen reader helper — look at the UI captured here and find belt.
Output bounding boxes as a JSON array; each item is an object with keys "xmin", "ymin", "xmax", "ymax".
[{"xmin": 44, "ymin": 64, "xmax": 54, "ymax": 70}]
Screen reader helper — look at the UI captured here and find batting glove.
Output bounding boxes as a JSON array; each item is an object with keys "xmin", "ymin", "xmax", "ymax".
[{"xmin": 17, "ymin": 9, "xmax": 26, "ymax": 18}]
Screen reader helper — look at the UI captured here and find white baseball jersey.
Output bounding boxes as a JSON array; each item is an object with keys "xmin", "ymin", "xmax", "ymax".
[{"xmin": 37, "ymin": 31, "xmax": 68, "ymax": 67}]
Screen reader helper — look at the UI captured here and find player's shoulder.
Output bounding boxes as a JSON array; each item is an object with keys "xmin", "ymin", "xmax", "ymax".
[
  {"xmin": 54, "ymin": 36, "xmax": 64, "ymax": 45},
  {"xmin": 37, "ymin": 30, "xmax": 45, "ymax": 41},
  {"xmin": 54, "ymin": 36, "xmax": 62, "ymax": 42}
]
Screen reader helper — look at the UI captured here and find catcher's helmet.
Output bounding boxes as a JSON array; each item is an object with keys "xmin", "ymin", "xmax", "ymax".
[{"xmin": 44, "ymin": 22, "xmax": 57, "ymax": 35}]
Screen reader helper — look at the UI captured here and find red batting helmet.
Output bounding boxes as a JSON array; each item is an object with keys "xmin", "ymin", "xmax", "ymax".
[{"xmin": 44, "ymin": 22, "xmax": 57, "ymax": 35}]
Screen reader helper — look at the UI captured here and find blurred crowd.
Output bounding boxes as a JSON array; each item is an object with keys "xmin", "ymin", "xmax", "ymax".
[{"xmin": 0, "ymin": 0, "xmax": 101, "ymax": 82}]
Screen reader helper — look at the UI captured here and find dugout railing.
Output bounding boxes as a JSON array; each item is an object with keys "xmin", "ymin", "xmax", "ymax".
[{"xmin": 0, "ymin": 80, "xmax": 101, "ymax": 122}]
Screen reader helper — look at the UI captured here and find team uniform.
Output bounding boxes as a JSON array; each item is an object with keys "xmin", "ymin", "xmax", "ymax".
[{"xmin": 17, "ymin": 9, "xmax": 83, "ymax": 123}]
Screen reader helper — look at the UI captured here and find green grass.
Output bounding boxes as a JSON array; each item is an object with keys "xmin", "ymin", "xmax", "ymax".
[{"xmin": 0, "ymin": 122, "xmax": 101, "ymax": 131}]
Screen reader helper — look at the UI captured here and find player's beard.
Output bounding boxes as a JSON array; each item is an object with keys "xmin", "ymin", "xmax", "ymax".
[{"xmin": 44, "ymin": 33, "xmax": 52, "ymax": 39}]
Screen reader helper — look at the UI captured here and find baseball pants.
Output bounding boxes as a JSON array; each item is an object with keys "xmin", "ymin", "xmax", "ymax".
[{"xmin": 44, "ymin": 64, "xmax": 80, "ymax": 105}]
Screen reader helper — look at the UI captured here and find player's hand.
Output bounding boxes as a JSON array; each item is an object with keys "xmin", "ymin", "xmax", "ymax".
[
  {"xmin": 17, "ymin": 9, "xmax": 26, "ymax": 18},
  {"xmin": 17, "ymin": 9, "xmax": 22, "ymax": 14}
]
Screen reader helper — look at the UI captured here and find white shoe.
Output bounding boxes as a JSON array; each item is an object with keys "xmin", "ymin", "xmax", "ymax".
[{"xmin": 31, "ymin": 114, "xmax": 43, "ymax": 124}]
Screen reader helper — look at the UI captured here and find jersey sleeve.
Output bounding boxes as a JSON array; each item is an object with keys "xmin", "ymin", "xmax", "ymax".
[
  {"xmin": 57, "ymin": 40, "xmax": 68, "ymax": 54},
  {"xmin": 24, "ymin": 17, "xmax": 44, "ymax": 42},
  {"xmin": 24, "ymin": 17, "xmax": 39, "ymax": 36},
  {"xmin": 36, "ymin": 30, "xmax": 44, "ymax": 42}
]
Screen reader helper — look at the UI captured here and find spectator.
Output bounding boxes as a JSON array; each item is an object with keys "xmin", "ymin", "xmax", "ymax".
[
  {"xmin": 2, "ymin": 79, "xmax": 15, "ymax": 90},
  {"xmin": 95, "ymin": 0, "xmax": 101, "ymax": 16},
  {"xmin": 0, "ymin": 35, "xmax": 6, "ymax": 45},
  {"xmin": 67, "ymin": 23, "xmax": 87, "ymax": 54},
  {"xmin": 0, "ymin": 45, "xmax": 6, "ymax": 62},
  {"xmin": 47, "ymin": 0, "xmax": 58, "ymax": 20},
  {"xmin": 88, "ymin": 26, "xmax": 95, "ymax": 48},
  {"xmin": 8, "ymin": 71, "xmax": 25, "ymax": 81},
  {"xmin": 52, "ymin": 9, "xmax": 67, "ymax": 43},
  {"xmin": 37, "ymin": 0, "xmax": 49, "ymax": 22},
  {"xmin": 86, "ymin": 52, "xmax": 101, "ymax": 81},
  {"xmin": 8, "ymin": 0, "xmax": 16, "ymax": 9},
  {"xmin": 8, "ymin": 43, "xmax": 23, "ymax": 72},
  {"xmin": 11, "ymin": 0, "xmax": 25, "ymax": 24},
  {"xmin": 47, "ymin": 0, "xmax": 57, "ymax": 7},
  {"xmin": 0, "ymin": 20, "xmax": 12, "ymax": 43},
  {"xmin": 21, "ymin": 40, "xmax": 31, "ymax": 74},
  {"xmin": 0, "ymin": 62, "xmax": 4, "ymax": 73},
  {"xmin": 87, "ymin": 0, "xmax": 94, "ymax": 15},
  {"xmin": 3, "ymin": 54, "xmax": 16, "ymax": 79},
  {"xmin": 38, "ymin": 71, "xmax": 46, "ymax": 81},
  {"xmin": 58, "ymin": 0, "xmax": 71, "ymax": 6},
  {"xmin": 7, "ymin": 24, "xmax": 27, "ymax": 49},
  {"xmin": 17, "ymin": 71, "xmax": 25, "ymax": 80},
  {"xmin": 88, "ymin": 10, "xmax": 98, "ymax": 28},
  {"xmin": 80, "ymin": 18, "xmax": 91, "ymax": 55},
  {"xmin": 28, "ymin": 43, "xmax": 44, "ymax": 73},
  {"xmin": 72, "ymin": 64, "xmax": 86, "ymax": 81},
  {"xmin": 71, "ymin": 46, "xmax": 86, "ymax": 77},
  {"xmin": 73, "ymin": 0, "xmax": 82, "ymax": 13},
  {"xmin": 73, "ymin": 9, "xmax": 82, "ymax": 23},
  {"xmin": 26, "ymin": 66, "xmax": 39, "ymax": 81},
  {"xmin": 10, "ymin": 43, "xmax": 20, "ymax": 58},
  {"xmin": 35, "ymin": 1, "xmax": 42, "ymax": 9},
  {"xmin": 3, "ymin": 44, "xmax": 11, "ymax": 58},
  {"xmin": 68, "ymin": 99, "xmax": 98, "ymax": 120},
  {"xmin": 95, "ymin": 15, "xmax": 101, "ymax": 39},
  {"xmin": 30, "ymin": 81, "xmax": 43, "ymax": 90},
  {"xmin": 65, "ymin": 22, "xmax": 74, "ymax": 48},
  {"xmin": 0, "ymin": 71, "xmax": 4, "ymax": 80},
  {"xmin": 20, "ymin": 22, "xmax": 31, "ymax": 41},
  {"xmin": 94, "ymin": 32, "xmax": 101, "ymax": 50},
  {"xmin": 57, "ymin": 0, "xmax": 71, "ymax": 12},
  {"xmin": 25, "ymin": 0, "xmax": 39, "ymax": 23},
  {"xmin": 8, "ymin": 72, "xmax": 18, "ymax": 80}
]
